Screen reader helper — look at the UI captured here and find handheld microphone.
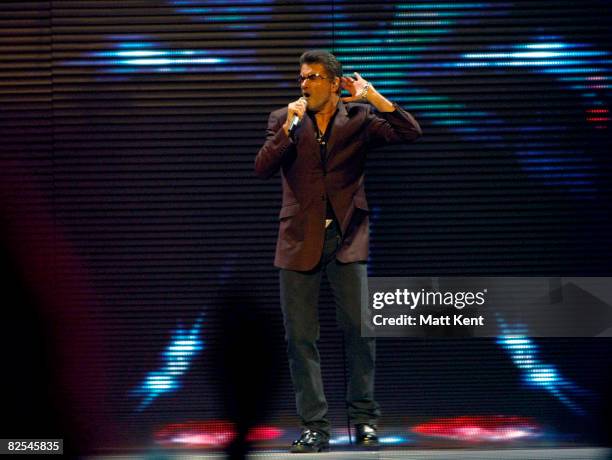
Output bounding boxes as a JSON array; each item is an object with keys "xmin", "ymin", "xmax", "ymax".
[
  {"xmin": 288, "ymin": 97, "xmax": 307, "ymax": 137},
  {"xmin": 288, "ymin": 114, "xmax": 300, "ymax": 134}
]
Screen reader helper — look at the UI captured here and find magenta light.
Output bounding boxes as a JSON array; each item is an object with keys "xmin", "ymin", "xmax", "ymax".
[
  {"xmin": 154, "ymin": 420, "xmax": 283, "ymax": 447},
  {"xmin": 412, "ymin": 415, "xmax": 541, "ymax": 442}
]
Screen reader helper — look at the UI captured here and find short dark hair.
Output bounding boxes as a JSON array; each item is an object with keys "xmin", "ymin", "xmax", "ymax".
[{"xmin": 299, "ymin": 50, "xmax": 343, "ymax": 79}]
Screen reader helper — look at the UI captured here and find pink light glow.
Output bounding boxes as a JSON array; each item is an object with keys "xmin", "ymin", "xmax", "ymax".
[
  {"xmin": 154, "ymin": 420, "xmax": 283, "ymax": 447},
  {"xmin": 246, "ymin": 426, "xmax": 284, "ymax": 441},
  {"xmin": 412, "ymin": 415, "xmax": 541, "ymax": 442}
]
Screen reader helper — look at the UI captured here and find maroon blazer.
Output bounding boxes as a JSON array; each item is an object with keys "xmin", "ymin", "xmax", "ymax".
[{"xmin": 255, "ymin": 101, "xmax": 422, "ymax": 271}]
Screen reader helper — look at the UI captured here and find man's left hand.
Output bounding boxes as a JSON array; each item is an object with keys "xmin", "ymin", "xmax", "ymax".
[{"xmin": 341, "ymin": 72, "xmax": 370, "ymax": 102}]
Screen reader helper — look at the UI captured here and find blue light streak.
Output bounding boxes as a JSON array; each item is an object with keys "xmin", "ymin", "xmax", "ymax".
[
  {"xmin": 64, "ymin": 45, "xmax": 232, "ymax": 72},
  {"xmin": 329, "ymin": 435, "xmax": 409, "ymax": 445},
  {"xmin": 132, "ymin": 315, "xmax": 204, "ymax": 411},
  {"xmin": 497, "ymin": 319, "xmax": 588, "ymax": 415},
  {"xmin": 119, "ymin": 58, "xmax": 223, "ymax": 66}
]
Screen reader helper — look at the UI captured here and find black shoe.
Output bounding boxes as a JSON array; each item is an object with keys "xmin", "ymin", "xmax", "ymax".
[
  {"xmin": 355, "ymin": 424, "xmax": 379, "ymax": 448},
  {"xmin": 290, "ymin": 429, "xmax": 330, "ymax": 453}
]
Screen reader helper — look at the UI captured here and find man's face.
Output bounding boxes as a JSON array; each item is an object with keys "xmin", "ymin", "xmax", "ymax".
[{"xmin": 299, "ymin": 63, "xmax": 338, "ymax": 112}]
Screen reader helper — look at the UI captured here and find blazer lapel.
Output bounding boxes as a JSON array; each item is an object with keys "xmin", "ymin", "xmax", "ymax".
[
  {"xmin": 326, "ymin": 101, "xmax": 349, "ymax": 160},
  {"xmin": 297, "ymin": 113, "xmax": 319, "ymax": 161}
]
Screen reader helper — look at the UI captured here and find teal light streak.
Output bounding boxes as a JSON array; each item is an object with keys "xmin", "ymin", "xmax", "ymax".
[
  {"xmin": 340, "ymin": 55, "xmax": 419, "ymax": 61},
  {"xmin": 336, "ymin": 29, "xmax": 451, "ymax": 36},
  {"xmin": 520, "ymin": 43, "xmax": 586, "ymax": 49},
  {"xmin": 408, "ymin": 104, "xmax": 468, "ymax": 110},
  {"xmin": 335, "ymin": 38, "xmax": 435, "ymax": 44},
  {"xmin": 354, "ymin": 88, "xmax": 422, "ymax": 95},
  {"xmin": 557, "ymin": 76, "xmax": 610, "ymax": 81},
  {"xmin": 372, "ymin": 79, "xmax": 422, "ymax": 85},
  {"xmin": 341, "ymin": 63, "xmax": 442, "ymax": 69},
  {"xmin": 386, "ymin": 98, "xmax": 459, "ymax": 105},
  {"xmin": 396, "ymin": 3, "xmax": 494, "ymax": 9},
  {"xmin": 412, "ymin": 96, "xmax": 453, "ymax": 102},
  {"xmin": 396, "ymin": 11, "xmax": 506, "ymax": 17},
  {"xmin": 337, "ymin": 71, "xmax": 408, "ymax": 77},
  {"xmin": 569, "ymin": 85, "xmax": 611, "ymax": 90},
  {"xmin": 184, "ymin": 14, "xmax": 247, "ymax": 21},
  {"xmin": 335, "ymin": 46, "xmax": 426, "ymax": 52},
  {"xmin": 107, "ymin": 67, "xmax": 181, "ymax": 73},
  {"xmin": 389, "ymin": 20, "xmax": 454, "ymax": 26},
  {"xmin": 541, "ymin": 67, "xmax": 606, "ymax": 73},
  {"xmin": 120, "ymin": 58, "xmax": 222, "ymax": 66},
  {"xmin": 391, "ymin": 23, "xmax": 452, "ymax": 31},
  {"xmin": 117, "ymin": 42, "xmax": 156, "ymax": 49},
  {"xmin": 464, "ymin": 51, "xmax": 607, "ymax": 59},
  {"xmin": 176, "ymin": 7, "xmax": 270, "ymax": 13},
  {"xmin": 96, "ymin": 50, "xmax": 213, "ymax": 57},
  {"xmin": 427, "ymin": 111, "xmax": 491, "ymax": 117},
  {"xmin": 432, "ymin": 119, "xmax": 503, "ymax": 125},
  {"xmin": 451, "ymin": 60, "xmax": 589, "ymax": 67},
  {"xmin": 356, "ymin": 95, "xmax": 448, "ymax": 102}
]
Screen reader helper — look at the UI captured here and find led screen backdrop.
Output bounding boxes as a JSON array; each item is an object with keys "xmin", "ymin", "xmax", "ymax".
[{"xmin": 1, "ymin": 0, "xmax": 611, "ymax": 453}]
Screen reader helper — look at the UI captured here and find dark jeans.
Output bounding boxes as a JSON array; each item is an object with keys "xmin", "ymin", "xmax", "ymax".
[{"xmin": 279, "ymin": 220, "xmax": 380, "ymax": 438}]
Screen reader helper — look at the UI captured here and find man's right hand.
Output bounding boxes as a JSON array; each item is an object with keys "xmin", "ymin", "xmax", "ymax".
[{"xmin": 282, "ymin": 97, "xmax": 307, "ymax": 135}]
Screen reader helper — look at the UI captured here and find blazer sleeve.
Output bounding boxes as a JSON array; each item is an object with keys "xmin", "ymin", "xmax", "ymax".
[
  {"xmin": 254, "ymin": 110, "xmax": 295, "ymax": 180},
  {"xmin": 365, "ymin": 102, "xmax": 423, "ymax": 149}
]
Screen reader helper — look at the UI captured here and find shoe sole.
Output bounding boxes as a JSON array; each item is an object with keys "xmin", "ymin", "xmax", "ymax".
[
  {"xmin": 355, "ymin": 442, "xmax": 380, "ymax": 450},
  {"xmin": 290, "ymin": 444, "xmax": 330, "ymax": 453}
]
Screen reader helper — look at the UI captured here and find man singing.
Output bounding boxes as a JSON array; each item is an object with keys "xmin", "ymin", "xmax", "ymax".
[{"xmin": 255, "ymin": 50, "xmax": 422, "ymax": 453}]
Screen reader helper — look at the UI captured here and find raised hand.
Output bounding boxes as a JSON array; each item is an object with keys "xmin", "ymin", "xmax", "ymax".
[{"xmin": 340, "ymin": 72, "xmax": 370, "ymax": 102}]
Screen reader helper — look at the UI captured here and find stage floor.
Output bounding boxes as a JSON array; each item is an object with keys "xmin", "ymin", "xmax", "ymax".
[{"xmin": 88, "ymin": 447, "xmax": 611, "ymax": 460}]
